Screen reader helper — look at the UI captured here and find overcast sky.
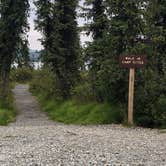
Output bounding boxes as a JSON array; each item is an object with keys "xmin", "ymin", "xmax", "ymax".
[{"xmin": 28, "ymin": 0, "xmax": 91, "ymax": 51}]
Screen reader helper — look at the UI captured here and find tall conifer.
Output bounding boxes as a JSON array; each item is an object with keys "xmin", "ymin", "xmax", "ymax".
[
  {"xmin": 0, "ymin": 0, "xmax": 29, "ymax": 97},
  {"xmin": 35, "ymin": 0, "xmax": 80, "ymax": 99}
]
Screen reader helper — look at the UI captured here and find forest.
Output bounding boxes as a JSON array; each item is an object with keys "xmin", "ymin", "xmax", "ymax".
[{"xmin": 0, "ymin": 0, "xmax": 165, "ymax": 128}]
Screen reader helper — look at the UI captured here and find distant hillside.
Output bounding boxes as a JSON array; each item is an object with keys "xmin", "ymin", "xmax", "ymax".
[{"xmin": 29, "ymin": 49, "xmax": 41, "ymax": 62}]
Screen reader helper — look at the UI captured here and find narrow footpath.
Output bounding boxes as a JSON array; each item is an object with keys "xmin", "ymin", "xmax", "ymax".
[
  {"xmin": 0, "ymin": 84, "xmax": 165, "ymax": 166},
  {"xmin": 10, "ymin": 84, "xmax": 54, "ymax": 126}
]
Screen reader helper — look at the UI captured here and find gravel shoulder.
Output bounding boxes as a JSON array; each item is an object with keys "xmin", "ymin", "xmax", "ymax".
[{"xmin": 0, "ymin": 84, "xmax": 165, "ymax": 166}]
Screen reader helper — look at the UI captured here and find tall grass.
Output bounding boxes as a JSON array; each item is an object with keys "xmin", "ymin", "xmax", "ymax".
[
  {"xmin": 0, "ymin": 84, "xmax": 16, "ymax": 125},
  {"xmin": 35, "ymin": 94, "xmax": 124, "ymax": 125},
  {"xmin": 30, "ymin": 68, "xmax": 124, "ymax": 125}
]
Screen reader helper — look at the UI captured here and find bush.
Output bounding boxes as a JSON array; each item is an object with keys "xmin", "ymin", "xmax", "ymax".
[
  {"xmin": 10, "ymin": 67, "xmax": 33, "ymax": 83},
  {"xmin": 0, "ymin": 109, "xmax": 16, "ymax": 125},
  {"xmin": 37, "ymin": 96, "xmax": 124, "ymax": 125},
  {"xmin": 0, "ymin": 90, "xmax": 16, "ymax": 125},
  {"xmin": 30, "ymin": 68, "xmax": 124, "ymax": 125},
  {"xmin": 133, "ymin": 71, "xmax": 166, "ymax": 129},
  {"xmin": 30, "ymin": 68, "xmax": 165, "ymax": 128},
  {"xmin": 154, "ymin": 96, "xmax": 166, "ymax": 128},
  {"xmin": 135, "ymin": 91, "xmax": 166, "ymax": 128},
  {"xmin": 72, "ymin": 82, "xmax": 95, "ymax": 103},
  {"xmin": 30, "ymin": 68, "xmax": 59, "ymax": 99}
]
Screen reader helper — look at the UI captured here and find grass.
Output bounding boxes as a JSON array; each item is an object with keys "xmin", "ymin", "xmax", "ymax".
[
  {"xmin": 36, "ymin": 94, "xmax": 124, "ymax": 125},
  {"xmin": 0, "ymin": 108, "xmax": 16, "ymax": 125},
  {"xmin": 0, "ymin": 87, "xmax": 16, "ymax": 126}
]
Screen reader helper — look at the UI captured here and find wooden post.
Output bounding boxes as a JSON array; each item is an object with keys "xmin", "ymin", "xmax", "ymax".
[
  {"xmin": 128, "ymin": 68, "xmax": 135, "ymax": 125},
  {"xmin": 119, "ymin": 55, "xmax": 147, "ymax": 125}
]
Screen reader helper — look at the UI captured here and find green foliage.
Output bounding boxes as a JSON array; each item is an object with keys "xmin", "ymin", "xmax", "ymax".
[
  {"xmin": 81, "ymin": 0, "xmax": 166, "ymax": 128},
  {"xmin": 15, "ymin": 40, "xmax": 31, "ymax": 68},
  {"xmin": 31, "ymin": 0, "xmax": 166, "ymax": 128},
  {"xmin": 71, "ymin": 72, "xmax": 95, "ymax": 103},
  {"xmin": 31, "ymin": 69, "xmax": 95, "ymax": 103},
  {"xmin": 10, "ymin": 68, "xmax": 33, "ymax": 83},
  {"xmin": 0, "ymin": 109, "xmax": 16, "ymax": 126},
  {"xmin": 36, "ymin": 96, "xmax": 124, "ymax": 125},
  {"xmin": 84, "ymin": 0, "xmax": 108, "ymax": 39},
  {"xmin": 72, "ymin": 82, "xmax": 95, "ymax": 103},
  {"xmin": 35, "ymin": 0, "xmax": 80, "ymax": 99},
  {"xmin": 30, "ymin": 68, "xmax": 124, "ymax": 125},
  {"xmin": 0, "ymin": 90, "xmax": 16, "ymax": 125},
  {"xmin": 30, "ymin": 68, "xmax": 61, "ymax": 100},
  {"xmin": 154, "ymin": 96, "xmax": 166, "ymax": 128},
  {"xmin": 0, "ymin": 0, "xmax": 29, "ymax": 97}
]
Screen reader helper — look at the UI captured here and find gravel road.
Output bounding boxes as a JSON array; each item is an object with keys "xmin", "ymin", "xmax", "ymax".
[{"xmin": 0, "ymin": 84, "xmax": 165, "ymax": 166}]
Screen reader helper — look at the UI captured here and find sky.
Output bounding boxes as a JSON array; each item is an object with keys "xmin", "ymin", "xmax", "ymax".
[{"xmin": 28, "ymin": 0, "xmax": 91, "ymax": 51}]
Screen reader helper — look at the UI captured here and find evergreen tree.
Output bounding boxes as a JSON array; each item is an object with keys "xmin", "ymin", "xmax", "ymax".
[
  {"xmin": 0, "ymin": 0, "xmax": 29, "ymax": 97},
  {"xmin": 34, "ymin": 0, "xmax": 53, "ymax": 64},
  {"xmin": 35, "ymin": 0, "xmax": 80, "ymax": 99},
  {"xmin": 15, "ymin": 39, "xmax": 31, "ymax": 68},
  {"xmin": 55, "ymin": 0, "xmax": 80, "ymax": 99},
  {"xmin": 83, "ymin": 0, "xmax": 108, "ymax": 101},
  {"xmin": 91, "ymin": 0, "xmax": 108, "ymax": 39},
  {"xmin": 134, "ymin": 0, "xmax": 166, "ymax": 127}
]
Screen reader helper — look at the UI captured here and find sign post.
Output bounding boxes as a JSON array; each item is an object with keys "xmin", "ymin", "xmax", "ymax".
[
  {"xmin": 128, "ymin": 68, "xmax": 135, "ymax": 124},
  {"xmin": 119, "ymin": 55, "xmax": 147, "ymax": 125}
]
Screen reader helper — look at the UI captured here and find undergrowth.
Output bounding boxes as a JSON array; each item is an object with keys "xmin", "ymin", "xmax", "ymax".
[
  {"xmin": 34, "ymin": 93, "xmax": 124, "ymax": 125},
  {"xmin": 0, "ymin": 85, "xmax": 16, "ymax": 125}
]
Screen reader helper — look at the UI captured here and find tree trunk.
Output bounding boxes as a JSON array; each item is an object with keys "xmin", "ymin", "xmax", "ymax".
[{"xmin": 0, "ymin": 70, "xmax": 10, "ymax": 99}]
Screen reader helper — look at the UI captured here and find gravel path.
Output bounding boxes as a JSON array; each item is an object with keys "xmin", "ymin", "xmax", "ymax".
[{"xmin": 0, "ymin": 84, "xmax": 165, "ymax": 166}]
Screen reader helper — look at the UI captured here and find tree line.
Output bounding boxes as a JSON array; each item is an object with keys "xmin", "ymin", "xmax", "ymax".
[
  {"xmin": 34, "ymin": 0, "xmax": 166, "ymax": 127},
  {"xmin": 0, "ymin": 0, "xmax": 165, "ymax": 127}
]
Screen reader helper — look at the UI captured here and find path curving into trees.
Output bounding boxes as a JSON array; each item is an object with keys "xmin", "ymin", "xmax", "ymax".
[
  {"xmin": 0, "ymin": 84, "xmax": 165, "ymax": 165},
  {"xmin": 10, "ymin": 84, "xmax": 54, "ymax": 127}
]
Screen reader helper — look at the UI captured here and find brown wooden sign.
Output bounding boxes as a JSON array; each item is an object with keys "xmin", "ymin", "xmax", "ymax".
[
  {"xmin": 119, "ymin": 55, "xmax": 147, "ymax": 68},
  {"xmin": 119, "ymin": 54, "xmax": 147, "ymax": 125}
]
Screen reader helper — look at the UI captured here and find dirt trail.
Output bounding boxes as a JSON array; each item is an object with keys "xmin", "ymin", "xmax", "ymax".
[{"xmin": 10, "ymin": 84, "xmax": 54, "ymax": 126}]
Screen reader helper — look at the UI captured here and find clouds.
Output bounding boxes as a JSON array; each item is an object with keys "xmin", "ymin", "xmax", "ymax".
[
  {"xmin": 28, "ymin": 0, "xmax": 43, "ymax": 50},
  {"xmin": 28, "ymin": 24, "xmax": 43, "ymax": 51}
]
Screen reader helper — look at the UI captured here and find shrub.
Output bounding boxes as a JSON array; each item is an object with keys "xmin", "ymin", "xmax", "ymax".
[
  {"xmin": 135, "ymin": 92, "xmax": 166, "ymax": 128},
  {"xmin": 10, "ymin": 67, "xmax": 33, "ymax": 83},
  {"xmin": 30, "ymin": 69, "xmax": 124, "ymax": 125},
  {"xmin": 72, "ymin": 82, "xmax": 95, "ymax": 103},
  {"xmin": 154, "ymin": 96, "xmax": 166, "ymax": 128},
  {"xmin": 38, "ymin": 97, "xmax": 124, "ymax": 125},
  {"xmin": 0, "ymin": 109, "xmax": 16, "ymax": 125},
  {"xmin": 0, "ymin": 89, "xmax": 16, "ymax": 125},
  {"xmin": 30, "ymin": 68, "xmax": 61, "ymax": 100}
]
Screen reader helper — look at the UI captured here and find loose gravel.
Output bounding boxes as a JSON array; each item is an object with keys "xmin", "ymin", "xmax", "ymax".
[{"xmin": 0, "ymin": 84, "xmax": 165, "ymax": 166}]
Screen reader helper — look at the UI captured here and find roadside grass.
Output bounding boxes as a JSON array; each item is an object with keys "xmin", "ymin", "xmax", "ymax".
[
  {"xmin": 0, "ymin": 108, "xmax": 16, "ymax": 125},
  {"xmin": 0, "ymin": 88, "xmax": 16, "ymax": 126},
  {"xmin": 36, "ymin": 94, "xmax": 124, "ymax": 125}
]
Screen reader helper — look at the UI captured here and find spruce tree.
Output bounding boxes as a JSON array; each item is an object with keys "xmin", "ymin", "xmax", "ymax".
[
  {"xmin": 15, "ymin": 39, "xmax": 31, "ymax": 68},
  {"xmin": 83, "ymin": 0, "xmax": 108, "ymax": 101},
  {"xmin": 0, "ymin": 0, "xmax": 29, "ymax": 97},
  {"xmin": 55, "ymin": 0, "xmax": 80, "ymax": 99},
  {"xmin": 91, "ymin": 0, "xmax": 108, "ymax": 39},
  {"xmin": 34, "ymin": 0, "xmax": 53, "ymax": 63},
  {"xmin": 35, "ymin": 0, "xmax": 80, "ymax": 100},
  {"xmin": 84, "ymin": 1, "xmax": 152, "ymax": 103},
  {"xmin": 136, "ymin": 0, "xmax": 166, "ymax": 127}
]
